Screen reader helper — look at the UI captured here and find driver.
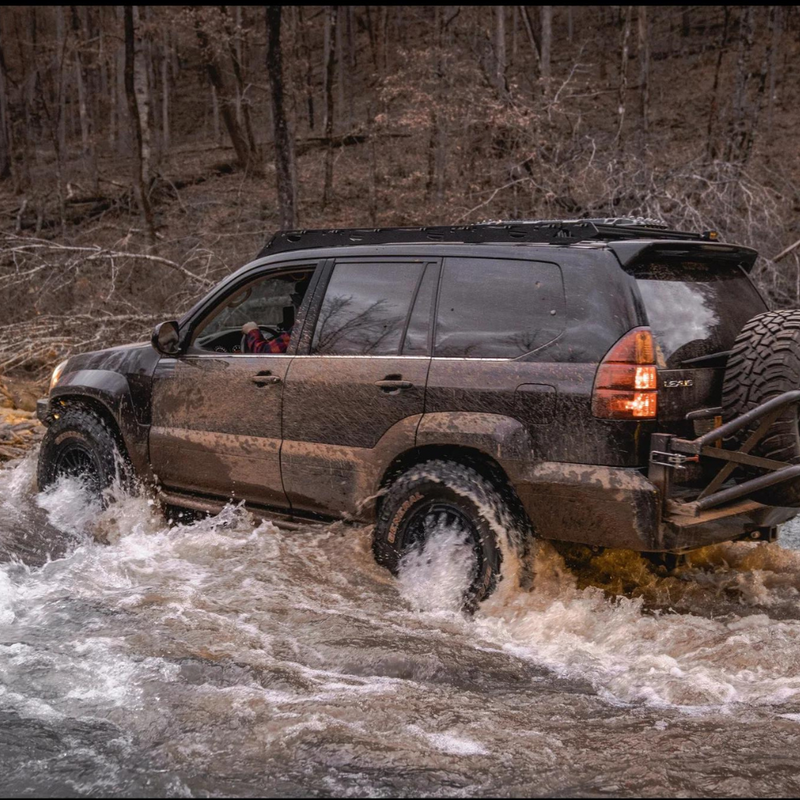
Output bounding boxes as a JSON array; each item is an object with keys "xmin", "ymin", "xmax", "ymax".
[
  {"xmin": 240, "ymin": 274, "xmax": 309, "ymax": 354},
  {"xmin": 241, "ymin": 321, "xmax": 291, "ymax": 353}
]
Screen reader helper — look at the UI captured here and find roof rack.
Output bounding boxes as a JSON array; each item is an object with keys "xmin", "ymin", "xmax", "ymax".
[{"xmin": 257, "ymin": 218, "xmax": 719, "ymax": 258}]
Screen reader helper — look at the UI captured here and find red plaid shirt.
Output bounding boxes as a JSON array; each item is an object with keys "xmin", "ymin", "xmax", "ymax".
[{"xmin": 245, "ymin": 329, "xmax": 291, "ymax": 354}]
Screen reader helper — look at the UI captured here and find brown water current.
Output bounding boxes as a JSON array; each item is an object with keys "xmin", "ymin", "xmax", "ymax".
[{"xmin": 3, "ymin": 451, "xmax": 800, "ymax": 797}]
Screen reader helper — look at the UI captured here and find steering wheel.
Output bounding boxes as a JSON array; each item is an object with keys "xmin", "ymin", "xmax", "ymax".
[{"xmin": 240, "ymin": 325, "xmax": 282, "ymax": 354}]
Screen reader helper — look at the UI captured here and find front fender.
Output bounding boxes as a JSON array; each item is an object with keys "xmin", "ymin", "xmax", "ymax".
[{"xmin": 49, "ymin": 369, "xmax": 151, "ymax": 478}]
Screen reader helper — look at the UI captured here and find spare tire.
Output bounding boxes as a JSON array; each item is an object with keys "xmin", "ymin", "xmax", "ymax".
[{"xmin": 721, "ymin": 309, "xmax": 800, "ymax": 506}]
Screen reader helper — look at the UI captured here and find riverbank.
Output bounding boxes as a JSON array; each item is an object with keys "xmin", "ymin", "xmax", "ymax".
[{"xmin": 0, "ymin": 378, "xmax": 43, "ymax": 463}]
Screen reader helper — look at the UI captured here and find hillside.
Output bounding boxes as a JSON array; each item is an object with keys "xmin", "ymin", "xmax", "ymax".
[{"xmin": 0, "ymin": 5, "xmax": 798, "ymax": 379}]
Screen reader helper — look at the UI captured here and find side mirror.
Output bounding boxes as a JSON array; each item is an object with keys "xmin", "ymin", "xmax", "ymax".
[{"xmin": 152, "ymin": 320, "xmax": 181, "ymax": 356}]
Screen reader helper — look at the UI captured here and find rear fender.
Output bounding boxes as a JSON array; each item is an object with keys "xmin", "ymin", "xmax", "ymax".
[{"xmin": 416, "ymin": 412, "xmax": 533, "ymax": 479}]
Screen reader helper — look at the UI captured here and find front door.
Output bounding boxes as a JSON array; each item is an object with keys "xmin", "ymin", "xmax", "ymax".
[
  {"xmin": 149, "ymin": 266, "xmax": 317, "ymax": 509},
  {"xmin": 281, "ymin": 258, "xmax": 438, "ymax": 517}
]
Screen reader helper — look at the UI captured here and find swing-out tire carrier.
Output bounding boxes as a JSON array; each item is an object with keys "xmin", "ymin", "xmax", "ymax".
[{"xmin": 647, "ymin": 390, "xmax": 800, "ymax": 552}]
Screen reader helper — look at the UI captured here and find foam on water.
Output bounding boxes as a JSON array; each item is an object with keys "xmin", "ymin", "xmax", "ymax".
[{"xmin": 5, "ymin": 453, "xmax": 800, "ymax": 793}]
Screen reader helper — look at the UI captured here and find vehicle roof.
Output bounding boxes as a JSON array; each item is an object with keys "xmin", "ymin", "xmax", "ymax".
[{"xmin": 178, "ymin": 238, "xmax": 759, "ymax": 329}]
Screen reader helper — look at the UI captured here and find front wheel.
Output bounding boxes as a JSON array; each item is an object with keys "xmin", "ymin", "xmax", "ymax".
[
  {"xmin": 37, "ymin": 406, "xmax": 124, "ymax": 500},
  {"xmin": 374, "ymin": 460, "xmax": 518, "ymax": 611}
]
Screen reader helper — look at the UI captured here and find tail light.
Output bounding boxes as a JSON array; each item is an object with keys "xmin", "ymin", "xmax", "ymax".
[{"xmin": 592, "ymin": 327, "xmax": 658, "ymax": 419}]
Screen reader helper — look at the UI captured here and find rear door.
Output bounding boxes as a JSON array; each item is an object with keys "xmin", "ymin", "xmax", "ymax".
[
  {"xmin": 281, "ymin": 258, "xmax": 437, "ymax": 517},
  {"xmin": 424, "ymin": 255, "xmax": 566, "ymax": 452}
]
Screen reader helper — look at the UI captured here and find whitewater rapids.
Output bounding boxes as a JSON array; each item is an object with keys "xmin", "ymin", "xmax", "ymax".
[{"xmin": 3, "ymin": 451, "xmax": 800, "ymax": 796}]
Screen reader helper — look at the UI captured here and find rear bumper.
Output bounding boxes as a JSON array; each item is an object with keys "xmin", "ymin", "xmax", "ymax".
[{"xmin": 515, "ymin": 462, "xmax": 797, "ymax": 553}]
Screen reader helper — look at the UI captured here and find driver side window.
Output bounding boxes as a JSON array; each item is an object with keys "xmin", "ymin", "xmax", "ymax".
[{"xmin": 191, "ymin": 268, "xmax": 314, "ymax": 354}]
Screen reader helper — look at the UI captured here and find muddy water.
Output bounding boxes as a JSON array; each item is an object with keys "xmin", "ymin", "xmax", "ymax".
[{"xmin": 4, "ymin": 454, "xmax": 800, "ymax": 797}]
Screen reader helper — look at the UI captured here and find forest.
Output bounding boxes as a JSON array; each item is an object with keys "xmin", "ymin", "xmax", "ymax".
[{"xmin": 0, "ymin": 5, "xmax": 797, "ymax": 380}]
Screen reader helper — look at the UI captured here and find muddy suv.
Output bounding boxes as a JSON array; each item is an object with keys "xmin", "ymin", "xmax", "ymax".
[{"xmin": 37, "ymin": 219, "xmax": 800, "ymax": 606}]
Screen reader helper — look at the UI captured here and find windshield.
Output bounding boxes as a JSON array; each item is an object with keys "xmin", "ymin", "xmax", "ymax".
[{"xmin": 633, "ymin": 260, "xmax": 767, "ymax": 368}]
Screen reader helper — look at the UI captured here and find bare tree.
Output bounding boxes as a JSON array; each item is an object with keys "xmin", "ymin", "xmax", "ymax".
[
  {"xmin": 0, "ymin": 21, "xmax": 12, "ymax": 181},
  {"xmin": 540, "ymin": 6, "xmax": 552, "ymax": 83},
  {"xmin": 192, "ymin": 7, "xmax": 259, "ymax": 173},
  {"xmin": 322, "ymin": 5, "xmax": 338, "ymax": 208},
  {"xmin": 123, "ymin": 5, "xmax": 155, "ymax": 243},
  {"xmin": 266, "ymin": 6, "xmax": 297, "ymax": 229},
  {"xmin": 495, "ymin": 5, "xmax": 506, "ymax": 92},
  {"xmin": 616, "ymin": 5, "xmax": 633, "ymax": 146},
  {"xmin": 637, "ymin": 5, "xmax": 650, "ymax": 145}
]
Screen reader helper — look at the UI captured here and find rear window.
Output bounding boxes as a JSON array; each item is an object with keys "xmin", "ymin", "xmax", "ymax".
[{"xmin": 633, "ymin": 260, "xmax": 767, "ymax": 368}]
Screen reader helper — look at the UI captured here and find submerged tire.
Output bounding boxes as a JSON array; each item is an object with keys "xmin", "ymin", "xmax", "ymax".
[
  {"xmin": 373, "ymin": 460, "xmax": 516, "ymax": 611},
  {"xmin": 37, "ymin": 406, "xmax": 124, "ymax": 500},
  {"xmin": 721, "ymin": 309, "xmax": 800, "ymax": 506}
]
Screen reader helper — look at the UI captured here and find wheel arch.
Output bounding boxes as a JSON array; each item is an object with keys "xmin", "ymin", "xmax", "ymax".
[
  {"xmin": 49, "ymin": 393, "xmax": 129, "ymax": 458},
  {"xmin": 378, "ymin": 443, "xmax": 533, "ymax": 532}
]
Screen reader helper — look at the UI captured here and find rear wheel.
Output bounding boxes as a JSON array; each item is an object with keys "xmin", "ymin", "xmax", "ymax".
[
  {"xmin": 721, "ymin": 309, "xmax": 800, "ymax": 506},
  {"xmin": 373, "ymin": 460, "xmax": 518, "ymax": 611},
  {"xmin": 37, "ymin": 406, "xmax": 124, "ymax": 501}
]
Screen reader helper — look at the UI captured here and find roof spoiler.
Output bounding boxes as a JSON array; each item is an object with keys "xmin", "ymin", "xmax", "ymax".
[{"xmin": 608, "ymin": 241, "xmax": 759, "ymax": 274}]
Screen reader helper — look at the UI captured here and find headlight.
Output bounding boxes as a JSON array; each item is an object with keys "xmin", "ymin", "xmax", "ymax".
[{"xmin": 49, "ymin": 360, "xmax": 68, "ymax": 393}]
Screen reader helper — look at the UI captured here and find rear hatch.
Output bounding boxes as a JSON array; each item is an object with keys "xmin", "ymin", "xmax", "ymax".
[{"xmin": 612, "ymin": 242, "xmax": 768, "ymax": 436}]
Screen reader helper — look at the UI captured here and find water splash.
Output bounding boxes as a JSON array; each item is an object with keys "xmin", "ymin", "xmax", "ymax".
[{"xmin": 4, "ymin": 454, "xmax": 800, "ymax": 794}]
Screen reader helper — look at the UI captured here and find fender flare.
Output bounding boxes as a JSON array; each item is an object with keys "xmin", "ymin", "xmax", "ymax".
[{"xmin": 49, "ymin": 369, "xmax": 151, "ymax": 477}]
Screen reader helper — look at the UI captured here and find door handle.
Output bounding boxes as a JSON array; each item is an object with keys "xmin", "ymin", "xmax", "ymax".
[
  {"xmin": 375, "ymin": 379, "xmax": 414, "ymax": 391},
  {"xmin": 252, "ymin": 371, "xmax": 282, "ymax": 386}
]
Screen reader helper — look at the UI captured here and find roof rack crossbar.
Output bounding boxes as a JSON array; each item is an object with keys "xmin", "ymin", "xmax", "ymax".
[{"xmin": 257, "ymin": 218, "xmax": 716, "ymax": 258}]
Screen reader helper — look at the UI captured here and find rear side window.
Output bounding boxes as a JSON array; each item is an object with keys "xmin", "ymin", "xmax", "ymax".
[
  {"xmin": 311, "ymin": 261, "xmax": 424, "ymax": 355},
  {"xmin": 435, "ymin": 257, "xmax": 565, "ymax": 358},
  {"xmin": 633, "ymin": 260, "xmax": 767, "ymax": 367}
]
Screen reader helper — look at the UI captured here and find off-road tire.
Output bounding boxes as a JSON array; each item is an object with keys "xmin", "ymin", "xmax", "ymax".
[
  {"xmin": 721, "ymin": 309, "xmax": 800, "ymax": 506},
  {"xmin": 37, "ymin": 406, "xmax": 124, "ymax": 500},
  {"xmin": 373, "ymin": 460, "xmax": 517, "ymax": 611}
]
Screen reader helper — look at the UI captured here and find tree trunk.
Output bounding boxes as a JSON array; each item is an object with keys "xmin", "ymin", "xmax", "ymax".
[
  {"xmin": 705, "ymin": 6, "xmax": 730, "ymax": 162},
  {"xmin": 495, "ymin": 5, "xmax": 506, "ymax": 92},
  {"xmin": 726, "ymin": 6, "xmax": 755, "ymax": 163},
  {"xmin": 266, "ymin": 5, "xmax": 297, "ymax": 229},
  {"xmin": 322, "ymin": 5, "xmax": 338, "ymax": 207},
  {"xmin": 0, "ymin": 21, "xmax": 12, "ymax": 181},
  {"xmin": 193, "ymin": 8, "xmax": 258, "ymax": 173},
  {"xmin": 540, "ymin": 6, "xmax": 552, "ymax": 84},
  {"xmin": 70, "ymin": 6, "xmax": 98, "ymax": 191},
  {"xmin": 132, "ymin": 6, "xmax": 153, "ymax": 186},
  {"xmin": 616, "ymin": 6, "xmax": 633, "ymax": 147},
  {"xmin": 123, "ymin": 5, "xmax": 156, "ymax": 243},
  {"xmin": 55, "ymin": 7, "xmax": 67, "ymax": 163},
  {"xmin": 519, "ymin": 6, "xmax": 541, "ymax": 78},
  {"xmin": 336, "ymin": 4, "xmax": 347, "ymax": 130},
  {"xmin": 767, "ymin": 5, "xmax": 782, "ymax": 127},
  {"xmin": 224, "ymin": 5, "xmax": 257, "ymax": 157},
  {"xmin": 637, "ymin": 5, "xmax": 650, "ymax": 146},
  {"xmin": 298, "ymin": 6, "xmax": 315, "ymax": 130},
  {"xmin": 161, "ymin": 29, "xmax": 170, "ymax": 153}
]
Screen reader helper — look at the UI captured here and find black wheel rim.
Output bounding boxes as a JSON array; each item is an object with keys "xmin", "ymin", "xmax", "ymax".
[
  {"xmin": 52, "ymin": 443, "xmax": 102, "ymax": 494},
  {"xmin": 402, "ymin": 500, "xmax": 483, "ymax": 592}
]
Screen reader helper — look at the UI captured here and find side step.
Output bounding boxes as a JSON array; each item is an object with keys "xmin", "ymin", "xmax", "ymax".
[{"xmin": 158, "ymin": 489, "xmax": 328, "ymax": 532}]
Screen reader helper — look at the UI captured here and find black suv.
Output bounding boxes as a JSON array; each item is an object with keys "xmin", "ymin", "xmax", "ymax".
[{"xmin": 37, "ymin": 219, "xmax": 800, "ymax": 606}]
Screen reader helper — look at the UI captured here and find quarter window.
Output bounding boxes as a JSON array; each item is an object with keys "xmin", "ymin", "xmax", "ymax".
[
  {"xmin": 435, "ymin": 257, "xmax": 565, "ymax": 358},
  {"xmin": 311, "ymin": 261, "xmax": 424, "ymax": 355}
]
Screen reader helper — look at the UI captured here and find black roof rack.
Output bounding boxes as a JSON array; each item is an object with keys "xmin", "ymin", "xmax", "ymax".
[{"xmin": 257, "ymin": 217, "xmax": 719, "ymax": 258}]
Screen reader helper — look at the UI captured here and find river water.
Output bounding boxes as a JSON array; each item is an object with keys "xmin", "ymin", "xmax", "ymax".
[{"xmin": 3, "ymin": 452, "xmax": 800, "ymax": 797}]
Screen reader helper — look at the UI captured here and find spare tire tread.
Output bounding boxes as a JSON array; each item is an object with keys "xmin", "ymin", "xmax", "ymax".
[{"xmin": 721, "ymin": 309, "xmax": 800, "ymax": 505}]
